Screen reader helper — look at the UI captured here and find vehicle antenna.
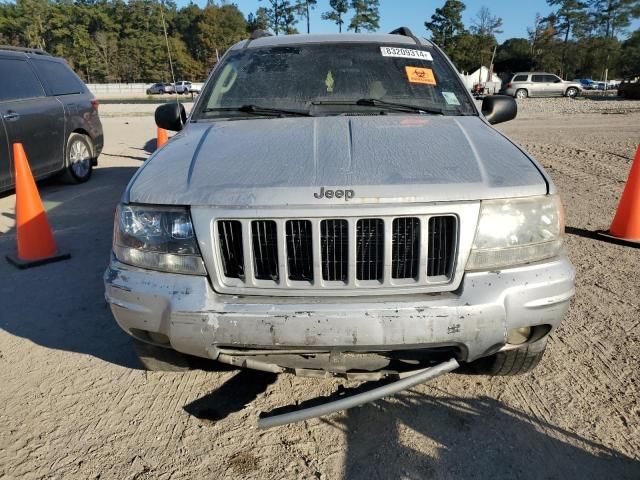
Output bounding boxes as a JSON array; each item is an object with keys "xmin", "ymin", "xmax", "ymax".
[{"xmin": 159, "ymin": 0, "xmax": 179, "ymax": 105}]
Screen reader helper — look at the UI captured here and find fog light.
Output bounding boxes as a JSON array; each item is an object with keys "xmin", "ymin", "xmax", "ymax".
[{"xmin": 507, "ymin": 327, "xmax": 531, "ymax": 345}]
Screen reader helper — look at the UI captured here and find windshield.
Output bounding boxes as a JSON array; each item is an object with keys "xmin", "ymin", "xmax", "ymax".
[{"xmin": 194, "ymin": 42, "xmax": 475, "ymax": 119}]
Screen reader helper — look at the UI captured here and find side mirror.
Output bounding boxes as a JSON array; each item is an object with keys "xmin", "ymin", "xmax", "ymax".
[
  {"xmin": 481, "ymin": 95, "xmax": 517, "ymax": 125},
  {"xmin": 155, "ymin": 102, "xmax": 186, "ymax": 131}
]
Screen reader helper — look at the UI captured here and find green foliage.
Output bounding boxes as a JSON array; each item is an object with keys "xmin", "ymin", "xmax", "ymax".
[
  {"xmin": 295, "ymin": 0, "xmax": 318, "ymax": 34},
  {"xmin": 0, "ymin": 0, "xmax": 637, "ymax": 84},
  {"xmin": 424, "ymin": 0, "xmax": 466, "ymax": 50},
  {"xmin": 348, "ymin": 0, "xmax": 379, "ymax": 33},
  {"xmin": 425, "ymin": 0, "xmax": 638, "ymax": 79},
  {"xmin": 470, "ymin": 6, "xmax": 503, "ymax": 36},
  {"xmin": 258, "ymin": 0, "xmax": 299, "ymax": 35},
  {"xmin": 619, "ymin": 29, "xmax": 640, "ymax": 75},
  {"xmin": 495, "ymin": 38, "xmax": 535, "ymax": 73},
  {"xmin": 0, "ymin": 0, "xmax": 248, "ymax": 82},
  {"xmin": 196, "ymin": 4, "xmax": 248, "ymax": 68},
  {"xmin": 322, "ymin": 0, "xmax": 349, "ymax": 33},
  {"xmin": 247, "ymin": 8, "xmax": 270, "ymax": 33},
  {"xmin": 590, "ymin": 0, "xmax": 640, "ymax": 38}
]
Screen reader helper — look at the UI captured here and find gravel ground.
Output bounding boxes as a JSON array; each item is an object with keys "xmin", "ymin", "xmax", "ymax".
[
  {"xmin": 0, "ymin": 97, "xmax": 639, "ymax": 479},
  {"xmin": 514, "ymin": 96, "xmax": 640, "ymax": 116}
]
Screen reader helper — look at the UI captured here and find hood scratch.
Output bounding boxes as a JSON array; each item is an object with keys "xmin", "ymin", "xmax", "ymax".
[
  {"xmin": 187, "ymin": 125, "xmax": 214, "ymax": 186},
  {"xmin": 453, "ymin": 118, "xmax": 488, "ymax": 186},
  {"xmin": 313, "ymin": 118, "xmax": 318, "ymax": 184},
  {"xmin": 347, "ymin": 118, "xmax": 354, "ymax": 183}
]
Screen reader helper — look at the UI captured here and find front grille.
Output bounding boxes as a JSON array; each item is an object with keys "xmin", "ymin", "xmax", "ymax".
[
  {"xmin": 251, "ymin": 220, "xmax": 279, "ymax": 281},
  {"xmin": 392, "ymin": 217, "xmax": 420, "ymax": 279},
  {"xmin": 286, "ymin": 220, "xmax": 313, "ymax": 281},
  {"xmin": 428, "ymin": 216, "xmax": 456, "ymax": 278},
  {"xmin": 218, "ymin": 220, "xmax": 244, "ymax": 279},
  {"xmin": 215, "ymin": 214, "xmax": 458, "ymax": 292},
  {"xmin": 356, "ymin": 219, "xmax": 384, "ymax": 281},
  {"xmin": 321, "ymin": 220, "xmax": 348, "ymax": 282}
]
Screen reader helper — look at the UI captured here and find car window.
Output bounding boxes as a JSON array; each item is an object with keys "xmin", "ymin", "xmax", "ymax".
[
  {"xmin": 531, "ymin": 75, "xmax": 546, "ymax": 83},
  {"xmin": 546, "ymin": 75, "xmax": 561, "ymax": 83},
  {"xmin": 31, "ymin": 59, "xmax": 84, "ymax": 95},
  {"xmin": 513, "ymin": 75, "xmax": 528, "ymax": 82},
  {"xmin": 197, "ymin": 43, "xmax": 475, "ymax": 118},
  {"xmin": 0, "ymin": 58, "xmax": 45, "ymax": 101}
]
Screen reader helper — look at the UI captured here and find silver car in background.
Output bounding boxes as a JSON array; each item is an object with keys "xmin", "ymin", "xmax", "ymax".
[{"xmin": 503, "ymin": 72, "xmax": 582, "ymax": 98}]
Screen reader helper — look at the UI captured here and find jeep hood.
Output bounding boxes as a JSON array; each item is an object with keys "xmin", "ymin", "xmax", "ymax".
[{"xmin": 128, "ymin": 115, "xmax": 548, "ymax": 206}]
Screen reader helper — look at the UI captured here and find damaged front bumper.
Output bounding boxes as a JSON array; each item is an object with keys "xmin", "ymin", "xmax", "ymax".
[{"xmin": 104, "ymin": 255, "xmax": 575, "ymax": 374}]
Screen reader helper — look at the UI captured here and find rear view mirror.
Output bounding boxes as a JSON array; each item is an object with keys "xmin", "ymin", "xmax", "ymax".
[
  {"xmin": 155, "ymin": 102, "xmax": 186, "ymax": 131},
  {"xmin": 481, "ymin": 95, "xmax": 517, "ymax": 125}
]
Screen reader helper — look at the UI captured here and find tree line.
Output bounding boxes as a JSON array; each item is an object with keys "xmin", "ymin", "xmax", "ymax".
[
  {"xmin": 0, "ymin": 0, "xmax": 637, "ymax": 84},
  {"xmin": 427, "ymin": 0, "xmax": 640, "ymax": 79}
]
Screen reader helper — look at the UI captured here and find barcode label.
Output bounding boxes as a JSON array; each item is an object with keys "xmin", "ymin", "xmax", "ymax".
[{"xmin": 380, "ymin": 46, "xmax": 433, "ymax": 61}]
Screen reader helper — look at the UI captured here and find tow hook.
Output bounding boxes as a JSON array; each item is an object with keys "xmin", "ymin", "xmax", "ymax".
[{"xmin": 257, "ymin": 358, "xmax": 459, "ymax": 429}]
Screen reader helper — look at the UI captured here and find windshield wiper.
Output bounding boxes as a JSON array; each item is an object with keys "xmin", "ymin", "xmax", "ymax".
[
  {"xmin": 312, "ymin": 98, "xmax": 445, "ymax": 116},
  {"xmin": 202, "ymin": 104, "xmax": 312, "ymax": 117}
]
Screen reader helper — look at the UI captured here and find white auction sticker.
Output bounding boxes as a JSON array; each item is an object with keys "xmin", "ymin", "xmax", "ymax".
[{"xmin": 380, "ymin": 46, "xmax": 433, "ymax": 61}]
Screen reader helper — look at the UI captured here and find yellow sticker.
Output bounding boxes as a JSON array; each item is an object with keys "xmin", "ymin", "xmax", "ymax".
[{"xmin": 405, "ymin": 66, "xmax": 436, "ymax": 85}]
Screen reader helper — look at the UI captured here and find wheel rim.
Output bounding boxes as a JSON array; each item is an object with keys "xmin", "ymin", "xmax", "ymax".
[
  {"xmin": 567, "ymin": 88, "xmax": 577, "ymax": 97},
  {"xmin": 70, "ymin": 139, "xmax": 91, "ymax": 178},
  {"xmin": 516, "ymin": 90, "xmax": 526, "ymax": 98}
]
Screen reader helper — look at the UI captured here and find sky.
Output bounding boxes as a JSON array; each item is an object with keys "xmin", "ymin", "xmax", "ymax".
[{"xmin": 186, "ymin": 0, "xmax": 639, "ymax": 42}]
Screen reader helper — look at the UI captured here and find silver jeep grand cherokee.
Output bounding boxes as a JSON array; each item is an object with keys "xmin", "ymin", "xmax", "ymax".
[{"xmin": 104, "ymin": 30, "xmax": 575, "ymax": 378}]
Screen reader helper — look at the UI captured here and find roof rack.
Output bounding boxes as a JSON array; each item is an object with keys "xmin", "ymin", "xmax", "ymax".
[
  {"xmin": 389, "ymin": 27, "xmax": 421, "ymax": 46},
  {"xmin": 0, "ymin": 45, "xmax": 50, "ymax": 56},
  {"xmin": 244, "ymin": 29, "xmax": 273, "ymax": 49}
]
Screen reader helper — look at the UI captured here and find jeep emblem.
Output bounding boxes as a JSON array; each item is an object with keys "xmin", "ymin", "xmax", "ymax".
[{"xmin": 314, "ymin": 187, "xmax": 355, "ymax": 201}]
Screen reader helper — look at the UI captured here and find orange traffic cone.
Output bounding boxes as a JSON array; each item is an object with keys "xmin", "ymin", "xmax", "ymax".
[
  {"xmin": 598, "ymin": 144, "xmax": 640, "ymax": 247},
  {"xmin": 6, "ymin": 143, "xmax": 70, "ymax": 268},
  {"xmin": 156, "ymin": 127, "xmax": 168, "ymax": 150}
]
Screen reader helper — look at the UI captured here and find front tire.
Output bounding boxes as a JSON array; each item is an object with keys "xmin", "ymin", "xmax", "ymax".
[
  {"xmin": 515, "ymin": 89, "xmax": 528, "ymax": 99},
  {"xmin": 468, "ymin": 337, "xmax": 548, "ymax": 376},
  {"xmin": 566, "ymin": 87, "xmax": 579, "ymax": 98},
  {"xmin": 60, "ymin": 133, "xmax": 93, "ymax": 184}
]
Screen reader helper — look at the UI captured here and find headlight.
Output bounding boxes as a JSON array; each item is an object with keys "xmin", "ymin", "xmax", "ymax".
[
  {"xmin": 113, "ymin": 204, "xmax": 206, "ymax": 275},
  {"xmin": 466, "ymin": 195, "xmax": 564, "ymax": 271}
]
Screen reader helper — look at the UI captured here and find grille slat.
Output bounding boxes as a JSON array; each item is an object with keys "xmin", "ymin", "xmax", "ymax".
[
  {"xmin": 286, "ymin": 220, "xmax": 313, "ymax": 281},
  {"xmin": 392, "ymin": 217, "xmax": 420, "ymax": 279},
  {"xmin": 357, "ymin": 219, "xmax": 384, "ymax": 281},
  {"xmin": 217, "ymin": 220, "xmax": 244, "ymax": 279},
  {"xmin": 427, "ymin": 216, "xmax": 456, "ymax": 278},
  {"xmin": 252, "ymin": 220, "xmax": 279, "ymax": 281},
  {"xmin": 321, "ymin": 219, "xmax": 348, "ymax": 282}
]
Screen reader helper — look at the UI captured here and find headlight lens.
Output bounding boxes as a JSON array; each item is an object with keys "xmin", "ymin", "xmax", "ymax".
[
  {"xmin": 113, "ymin": 204, "xmax": 206, "ymax": 275},
  {"xmin": 466, "ymin": 195, "xmax": 564, "ymax": 271}
]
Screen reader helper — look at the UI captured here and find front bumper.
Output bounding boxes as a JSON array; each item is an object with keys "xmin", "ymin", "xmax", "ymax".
[{"xmin": 104, "ymin": 254, "xmax": 575, "ymax": 369}]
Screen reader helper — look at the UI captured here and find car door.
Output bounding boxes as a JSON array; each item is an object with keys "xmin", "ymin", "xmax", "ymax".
[
  {"xmin": 530, "ymin": 75, "xmax": 547, "ymax": 97},
  {"xmin": 0, "ymin": 114, "xmax": 10, "ymax": 191},
  {"xmin": 547, "ymin": 75, "xmax": 564, "ymax": 96},
  {"xmin": 0, "ymin": 55, "xmax": 65, "ymax": 178},
  {"xmin": 30, "ymin": 57, "xmax": 90, "ymax": 172}
]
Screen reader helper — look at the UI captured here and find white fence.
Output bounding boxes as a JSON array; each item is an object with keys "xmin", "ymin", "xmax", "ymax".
[
  {"xmin": 87, "ymin": 83, "xmax": 150, "ymax": 94},
  {"xmin": 86, "ymin": 83, "xmax": 204, "ymax": 96}
]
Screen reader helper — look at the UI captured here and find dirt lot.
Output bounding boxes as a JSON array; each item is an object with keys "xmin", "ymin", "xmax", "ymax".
[{"xmin": 1, "ymin": 98, "xmax": 639, "ymax": 479}]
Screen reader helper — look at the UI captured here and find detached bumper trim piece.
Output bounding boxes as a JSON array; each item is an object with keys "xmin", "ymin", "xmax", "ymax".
[{"xmin": 257, "ymin": 358, "xmax": 459, "ymax": 429}]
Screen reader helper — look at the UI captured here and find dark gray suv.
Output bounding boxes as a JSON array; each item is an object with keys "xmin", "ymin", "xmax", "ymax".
[{"xmin": 0, "ymin": 46, "xmax": 103, "ymax": 193}]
